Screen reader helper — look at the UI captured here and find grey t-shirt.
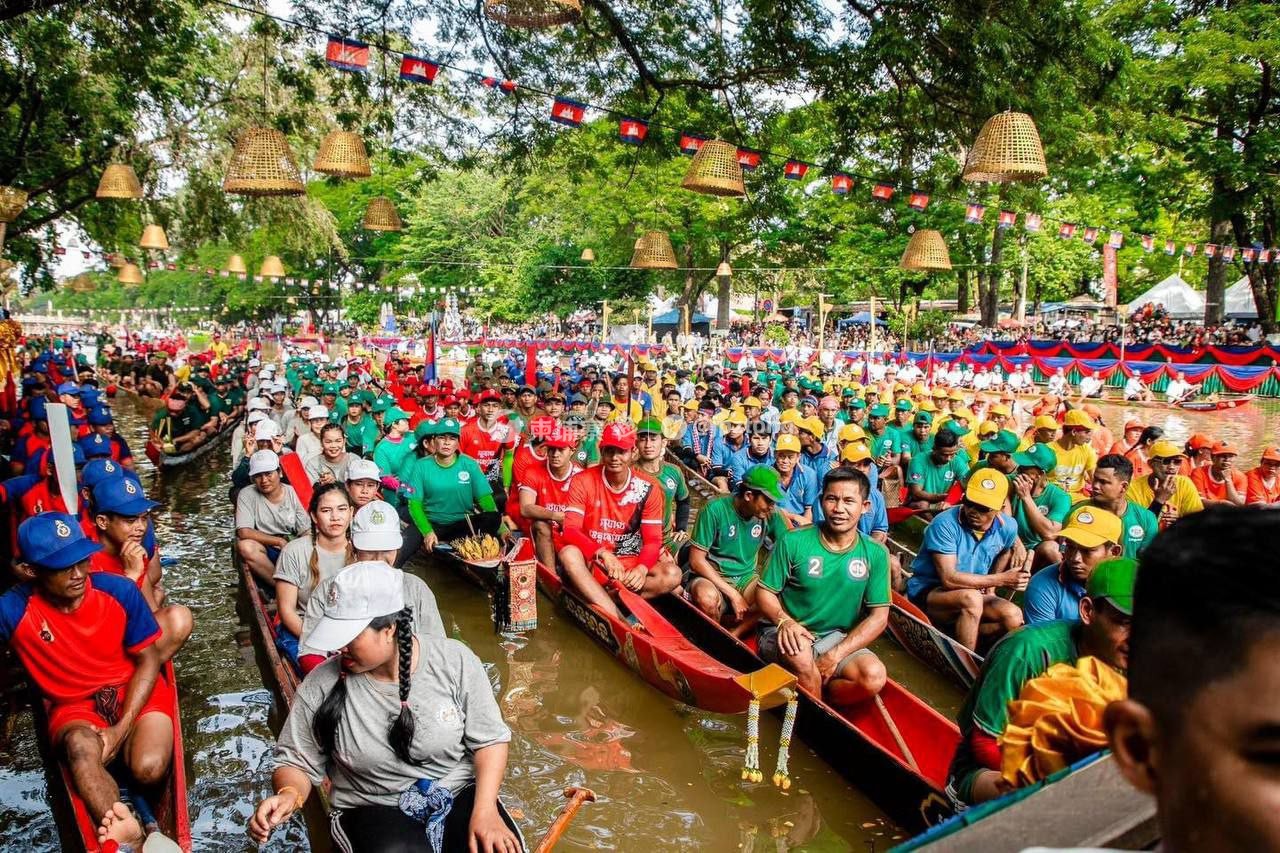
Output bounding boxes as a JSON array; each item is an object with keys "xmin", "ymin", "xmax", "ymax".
[
  {"xmin": 299, "ymin": 571, "xmax": 446, "ymax": 658},
  {"xmin": 272, "ymin": 535, "xmax": 349, "ymax": 610},
  {"xmin": 305, "ymin": 452, "xmax": 350, "ymax": 485},
  {"xmin": 235, "ymin": 485, "xmax": 309, "ymax": 538},
  {"xmin": 273, "ymin": 636, "xmax": 511, "ymax": 808}
]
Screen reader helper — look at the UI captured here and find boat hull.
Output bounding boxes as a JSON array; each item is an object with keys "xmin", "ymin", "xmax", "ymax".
[{"xmin": 145, "ymin": 417, "xmax": 241, "ymax": 469}]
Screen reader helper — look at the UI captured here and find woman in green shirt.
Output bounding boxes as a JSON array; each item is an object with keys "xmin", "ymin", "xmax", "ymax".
[
  {"xmin": 403, "ymin": 418, "xmax": 502, "ymax": 551},
  {"xmin": 371, "ymin": 407, "xmax": 415, "ymax": 505}
]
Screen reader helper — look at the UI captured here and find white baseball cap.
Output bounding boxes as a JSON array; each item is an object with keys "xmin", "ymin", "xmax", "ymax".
[
  {"xmin": 270, "ymin": 382, "xmax": 288, "ymax": 394},
  {"xmin": 248, "ymin": 398, "xmax": 270, "ymax": 411},
  {"xmin": 248, "ymin": 449, "xmax": 280, "ymax": 476},
  {"xmin": 247, "ymin": 411, "xmax": 267, "ymax": 426},
  {"xmin": 351, "ymin": 501, "xmax": 402, "ymax": 551},
  {"xmin": 303, "ymin": 561, "xmax": 405, "ymax": 652},
  {"xmin": 299, "ymin": 395, "xmax": 319, "ymax": 408},
  {"xmin": 257, "ymin": 370, "xmax": 272, "ymax": 380},
  {"xmin": 346, "ymin": 457, "xmax": 380, "ymax": 483},
  {"xmin": 248, "ymin": 358, "xmax": 260, "ymax": 367},
  {"xmin": 308, "ymin": 405, "xmax": 330, "ymax": 420},
  {"xmin": 253, "ymin": 420, "xmax": 281, "ymax": 441}
]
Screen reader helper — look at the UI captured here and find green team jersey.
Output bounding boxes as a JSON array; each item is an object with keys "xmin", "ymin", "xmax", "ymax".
[
  {"xmin": 226, "ymin": 386, "xmax": 246, "ymax": 408},
  {"xmin": 1075, "ymin": 498, "xmax": 1158, "ymax": 558},
  {"xmin": 691, "ymin": 496, "xmax": 786, "ymax": 590},
  {"xmin": 898, "ymin": 428, "xmax": 934, "ymax": 461},
  {"xmin": 403, "ymin": 454, "xmax": 492, "ymax": 526},
  {"xmin": 372, "ymin": 436, "xmax": 416, "ymax": 505},
  {"xmin": 1011, "ymin": 483, "xmax": 1072, "ymax": 547},
  {"xmin": 760, "ymin": 526, "xmax": 891, "ymax": 635},
  {"xmin": 150, "ymin": 402, "xmax": 207, "ymax": 439},
  {"xmin": 958, "ymin": 620, "xmax": 1078, "ymax": 738},
  {"xmin": 650, "ymin": 462, "xmax": 689, "ymax": 541},
  {"xmin": 869, "ymin": 428, "xmax": 899, "ymax": 458},
  {"xmin": 906, "ymin": 451, "xmax": 969, "ymax": 496},
  {"xmin": 342, "ymin": 415, "xmax": 379, "ymax": 456}
]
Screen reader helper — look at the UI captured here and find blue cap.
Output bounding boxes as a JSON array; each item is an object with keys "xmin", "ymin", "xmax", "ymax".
[
  {"xmin": 87, "ymin": 407, "xmax": 113, "ymax": 426},
  {"xmin": 82, "ymin": 458, "xmax": 125, "ymax": 490},
  {"xmin": 27, "ymin": 397, "xmax": 46, "ymax": 420},
  {"xmin": 91, "ymin": 476, "xmax": 158, "ymax": 516},
  {"xmin": 21, "ymin": 376, "xmax": 40, "ymax": 389},
  {"xmin": 78, "ymin": 433, "xmax": 113, "ymax": 459},
  {"xmin": 72, "ymin": 444, "xmax": 86, "ymax": 467},
  {"xmin": 18, "ymin": 512, "xmax": 102, "ymax": 571},
  {"xmin": 80, "ymin": 389, "xmax": 101, "ymax": 406},
  {"xmin": 56, "ymin": 382, "xmax": 80, "ymax": 396}
]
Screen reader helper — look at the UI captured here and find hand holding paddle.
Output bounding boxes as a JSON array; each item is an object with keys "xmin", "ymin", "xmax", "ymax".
[{"xmin": 533, "ymin": 787, "xmax": 596, "ymax": 853}]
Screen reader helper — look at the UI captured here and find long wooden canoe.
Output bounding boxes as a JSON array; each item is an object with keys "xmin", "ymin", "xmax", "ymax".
[
  {"xmin": 33, "ymin": 661, "xmax": 192, "ymax": 852},
  {"xmin": 145, "ymin": 416, "xmax": 241, "ymax": 469}
]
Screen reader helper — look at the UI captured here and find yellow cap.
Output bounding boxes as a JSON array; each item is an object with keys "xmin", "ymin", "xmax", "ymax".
[
  {"xmin": 743, "ymin": 396, "xmax": 762, "ymax": 408},
  {"xmin": 1033, "ymin": 415, "xmax": 1060, "ymax": 431},
  {"xmin": 838, "ymin": 423, "xmax": 867, "ymax": 443},
  {"xmin": 990, "ymin": 403, "xmax": 1012, "ymax": 416},
  {"xmin": 841, "ymin": 443, "xmax": 872, "ymax": 463},
  {"xmin": 978, "ymin": 420, "xmax": 999, "ymax": 437},
  {"xmin": 682, "ymin": 399, "xmax": 699, "ymax": 411},
  {"xmin": 1059, "ymin": 505, "xmax": 1122, "ymax": 548},
  {"xmin": 779, "ymin": 409, "xmax": 802, "ymax": 425},
  {"xmin": 775, "ymin": 434, "xmax": 802, "ymax": 454},
  {"xmin": 1063, "ymin": 409, "xmax": 1097, "ymax": 430},
  {"xmin": 1149, "ymin": 439, "xmax": 1185, "ymax": 460},
  {"xmin": 932, "ymin": 387, "xmax": 948, "ymax": 398},
  {"xmin": 848, "ymin": 382, "xmax": 864, "ymax": 393},
  {"xmin": 799, "ymin": 416, "xmax": 826, "ymax": 440},
  {"xmin": 919, "ymin": 400, "xmax": 939, "ymax": 413},
  {"xmin": 893, "ymin": 383, "xmax": 908, "ymax": 393},
  {"xmin": 953, "ymin": 408, "xmax": 976, "ymax": 423},
  {"xmin": 948, "ymin": 391, "xmax": 965, "ymax": 402},
  {"xmin": 725, "ymin": 409, "xmax": 748, "ymax": 426},
  {"xmin": 911, "ymin": 382, "xmax": 927, "ymax": 395},
  {"xmin": 965, "ymin": 468, "xmax": 1010, "ymax": 510}
]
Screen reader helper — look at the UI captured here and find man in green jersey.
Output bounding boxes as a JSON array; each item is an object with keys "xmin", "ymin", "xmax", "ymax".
[
  {"xmin": 686, "ymin": 465, "xmax": 788, "ymax": 627},
  {"xmin": 1076, "ymin": 454, "xmax": 1158, "ymax": 558},
  {"xmin": 897, "ymin": 411, "xmax": 934, "ymax": 470},
  {"xmin": 1009, "ymin": 443, "xmax": 1071, "ymax": 567},
  {"xmin": 757, "ymin": 467, "xmax": 892, "ymax": 704},
  {"xmin": 632, "ymin": 418, "xmax": 691, "ymax": 555},
  {"xmin": 905, "ymin": 427, "xmax": 970, "ymax": 512},
  {"xmin": 341, "ymin": 393, "xmax": 379, "ymax": 456},
  {"xmin": 945, "ymin": 557, "xmax": 1134, "ymax": 809}
]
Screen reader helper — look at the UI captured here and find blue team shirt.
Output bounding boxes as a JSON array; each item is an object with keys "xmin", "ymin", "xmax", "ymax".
[
  {"xmin": 907, "ymin": 506, "xmax": 1018, "ymax": 598},
  {"xmin": 728, "ymin": 447, "xmax": 774, "ymax": 484},
  {"xmin": 776, "ymin": 465, "xmax": 819, "ymax": 517},
  {"xmin": 682, "ymin": 425, "xmax": 724, "ymax": 460},
  {"xmin": 1023, "ymin": 565, "xmax": 1085, "ymax": 625}
]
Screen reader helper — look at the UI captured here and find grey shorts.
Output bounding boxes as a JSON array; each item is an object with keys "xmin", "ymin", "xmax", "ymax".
[{"xmin": 757, "ymin": 625, "xmax": 874, "ymax": 675}]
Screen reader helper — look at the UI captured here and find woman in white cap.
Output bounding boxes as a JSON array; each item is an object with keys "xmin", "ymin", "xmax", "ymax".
[
  {"xmin": 306, "ymin": 422, "xmax": 352, "ymax": 485},
  {"xmin": 249, "ymin": 562, "xmax": 522, "ymax": 853},
  {"xmin": 273, "ymin": 482, "xmax": 354, "ymax": 664},
  {"xmin": 235, "ymin": 450, "xmax": 310, "ymax": 584},
  {"xmin": 295, "ymin": 404, "xmax": 331, "ymax": 462}
]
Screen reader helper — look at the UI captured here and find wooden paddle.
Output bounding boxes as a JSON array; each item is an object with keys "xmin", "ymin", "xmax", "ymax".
[
  {"xmin": 46, "ymin": 403, "xmax": 78, "ymax": 515},
  {"xmin": 873, "ymin": 694, "xmax": 920, "ymax": 773},
  {"xmin": 533, "ymin": 786, "xmax": 596, "ymax": 853}
]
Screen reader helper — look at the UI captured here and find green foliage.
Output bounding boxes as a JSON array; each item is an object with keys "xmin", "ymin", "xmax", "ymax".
[{"xmin": 763, "ymin": 324, "xmax": 790, "ymax": 346}]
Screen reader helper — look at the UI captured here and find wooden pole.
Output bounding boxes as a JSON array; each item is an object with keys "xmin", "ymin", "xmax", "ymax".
[{"xmin": 534, "ymin": 787, "xmax": 597, "ymax": 853}]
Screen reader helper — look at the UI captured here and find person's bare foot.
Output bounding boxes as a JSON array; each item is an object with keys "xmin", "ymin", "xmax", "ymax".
[{"xmin": 97, "ymin": 801, "xmax": 144, "ymax": 848}]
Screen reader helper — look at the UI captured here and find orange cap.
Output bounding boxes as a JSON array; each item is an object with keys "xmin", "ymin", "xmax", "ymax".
[
  {"xmin": 1082, "ymin": 403, "xmax": 1103, "ymax": 420},
  {"xmin": 1261, "ymin": 446, "xmax": 1280, "ymax": 463},
  {"xmin": 1186, "ymin": 433, "xmax": 1213, "ymax": 451},
  {"xmin": 1210, "ymin": 440, "xmax": 1236, "ymax": 456}
]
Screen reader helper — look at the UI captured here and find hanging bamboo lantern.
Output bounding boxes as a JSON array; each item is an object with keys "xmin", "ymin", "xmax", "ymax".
[
  {"xmin": 482, "ymin": 0, "xmax": 581, "ymax": 28},
  {"xmin": 260, "ymin": 255, "xmax": 286, "ymax": 279},
  {"xmin": 681, "ymin": 139, "xmax": 746, "ymax": 197},
  {"xmin": 962, "ymin": 111, "xmax": 1048, "ymax": 183},
  {"xmin": 314, "ymin": 131, "xmax": 372, "ymax": 178},
  {"xmin": 580, "ymin": 247, "xmax": 595, "ymax": 262},
  {"xmin": 0, "ymin": 187, "xmax": 28, "ymax": 223},
  {"xmin": 630, "ymin": 231, "xmax": 678, "ymax": 270},
  {"xmin": 224, "ymin": 254, "xmax": 248, "ymax": 275},
  {"xmin": 96, "ymin": 164, "xmax": 144, "ymax": 200},
  {"xmin": 716, "ymin": 261, "xmax": 732, "ymax": 277},
  {"xmin": 139, "ymin": 224, "xmax": 169, "ymax": 251},
  {"xmin": 899, "ymin": 229, "xmax": 953, "ymax": 272},
  {"xmin": 223, "ymin": 127, "xmax": 305, "ymax": 197},
  {"xmin": 362, "ymin": 197, "xmax": 404, "ymax": 232},
  {"xmin": 69, "ymin": 273, "xmax": 97, "ymax": 293},
  {"xmin": 117, "ymin": 263, "xmax": 145, "ymax": 286}
]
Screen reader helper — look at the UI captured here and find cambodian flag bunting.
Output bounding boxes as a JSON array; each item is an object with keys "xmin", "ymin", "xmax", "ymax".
[
  {"xmin": 1260, "ymin": 249, "xmax": 1273, "ymax": 263},
  {"xmin": 1222, "ymin": 246, "xmax": 1236, "ymax": 261},
  {"xmin": 1204, "ymin": 244, "xmax": 1217, "ymax": 257},
  {"xmin": 326, "ymin": 37, "xmax": 369, "ymax": 73},
  {"xmin": 147, "ymin": 260, "xmax": 160, "ymax": 269},
  {"xmin": 53, "ymin": 246, "xmax": 65, "ymax": 256},
  {"xmin": 549, "ymin": 97, "xmax": 586, "ymax": 127},
  {"xmin": 1164, "ymin": 239, "xmax": 1176, "ymax": 255},
  {"xmin": 1082, "ymin": 226, "xmax": 1098, "ymax": 245},
  {"xmin": 1024, "ymin": 214, "xmax": 1042, "ymax": 233},
  {"xmin": 907, "ymin": 190, "xmax": 930, "ymax": 210},
  {"xmin": 617, "ymin": 118, "xmax": 648, "ymax": 144},
  {"xmin": 964, "ymin": 203, "xmax": 986, "ymax": 224},
  {"xmin": 736, "ymin": 148, "xmax": 762, "ymax": 171},
  {"xmin": 1183, "ymin": 244, "xmax": 1196, "ymax": 257},
  {"xmin": 1109, "ymin": 231, "xmax": 1124, "ymax": 249},
  {"xmin": 166, "ymin": 262, "xmax": 176, "ymax": 270},
  {"xmin": 1243, "ymin": 247, "xmax": 1256, "ymax": 263},
  {"xmin": 679, "ymin": 133, "xmax": 706, "ymax": 155},
  {"xmin": 81, "ymin": 250, "xmax": 91, "ymax": 259},
  {"xmin": 871, "ymin": 183, "xmax": 894, "ymax": 201},
  {"xmin": 399, "ymin": 55, "xmax": 439, "ymax": 85},
  {"xmin": 481, "ymin": 77, "xmax": 517, "ymax": 93},
  {"xmin": 997, "ymin": 210, "xmax": 1016, "ymax": 229},
  {"xmin": 1057, "ymin": 222, "xmax": 1076, "ymax": 240},
  {"xmin": 831, "ymin": 173, "xmax": 853, "ymax": 196},
  {"xmin": 783, "ymin": 160, "xmax": 809, "ymax": 180}
]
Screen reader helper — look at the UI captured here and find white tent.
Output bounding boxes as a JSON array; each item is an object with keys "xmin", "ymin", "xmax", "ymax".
[
  {"xmin": 1224, "ymin": 276, "xmax": 1258, "ymax": 318},
  {"xmin": 1126, "ymin": 274, "xmax": 1205, "ymax": 319}
]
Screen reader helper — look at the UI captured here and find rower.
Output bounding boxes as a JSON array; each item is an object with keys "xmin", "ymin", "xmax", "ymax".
[
  {"xmin": 235, "ymin": 450, "xmax": 310, "ymax": 584},
  {"xmin": 1246, "ymin": 446, "xmax": 1280, "ymax": 505},
  {"xmin": 84, "ymin": 406, "xmax": 135, "ymax": 468},
  {"xmin": 557, "ymin": 423, "xmax": 680, "ymax": 619},
  {"xmin": 684, "ymin": 465, "xmax": 787, "ymax": 627},
  {"xmin": 1127, "ymin": 439, "xmax": 1204, "ymax": 528},
  {"xmin": 633, "ymin": 418, "xmax": 691, "ymax": 555},
  {"xmin": 727, "ymin": 421, "xmax": 775, "ymax": 485},
  {"xmin": 797, "ymin": 416, "xmax": 833, "ymax": 474},
  {"xmin": 519, "ymin": 426, "xmax": 582, "ymax": 569},
  {"xmin": 756, "ymin": 467, "xmax": 890, "ymax": 703},
  {"xmin": 1079, "ymin": 454, "xmax": 1159, "ymax": 558},
  {"xmin": 340, "ymin": 392, "xmax": 378, "ymax": 456},
  {"xmin": 403, "ymin": 417, "xmax": 502, "ymax": 550},
  {"xmin": 1023, "ymin": 508, "xmax": 1124, "ymax": 624},
  {"xmin": 836, "ymin": 444, "xmax": 889, "ymax": 544},
  {"xmin": 905, "ymin": 427, "xmax": 969, "ymax": 512},
  {"xmin": 1123, "ymin": 372, "xmax": 1154, "ymax": 402},
  {"xmin": 1047, "ymin": 409, "xmax": 1098, "ymax": 501},
  {"xmin": 1189, "ymin": 440, "xmax": 1247, "ymax": 506},
  {"xmin": 906, "ymin": 470, "xmax": 1026, "ymax": 651},
  {"xmin": 249, "ymin": 562, "xmax": 523, "ymax": 852},
  {"xmin": 1, "ymin": 513, "xmax": 177, "ymax": 851},
  {"xmin": 897, "ymin": 410, "xmax": 933, "ymax": 470},
  {"xmin": 294, "ymin": 403, "xmax": 329, "ymax": 462},
  {"xmin": 272, "ymin": 482, "xmax": 354, "ymax": 665},
  {"xmin": 150, "ymin": 385, "xmax": 215, "ymax": 454},
  {"xmin": 459, "ymin": 389, "xmax": 517, "ymax": 508},
  {"xmin": 371, "ymin": 406, "xmax": 415, "ymax": 504},
  {"xmin": 681, "ymin": 399, "xmax": 723, "ymax": 476},
  {"xmin": 865, "ymin": 404, "xmax": 900, "ymax": 475},
  {"xmin": 1163, "ymin": 370, "xmax": 1198, "ymax": 403},
  {"xmin": 772, "ymin": 434, "xmax": 818, "ymax": 529},
  {"xmin": 305, "ymin": 422, "xmax": 352, "ymax": 485},
  {"xmin": 945, "ymin": 556, "xmax": 1133, "ymax": 809},
  {"xmin": 1008, "ymin": 443, "xmax": 1072, "ymax": 567},
  {"xmin": 709, "ymin": 410, "xmax": 748, "ymax": 491}
]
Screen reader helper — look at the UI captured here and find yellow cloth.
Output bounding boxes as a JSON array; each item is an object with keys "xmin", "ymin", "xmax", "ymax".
[{"xmin": 999, "ymin": 656, "xmax": 1127, "ymax": 788}]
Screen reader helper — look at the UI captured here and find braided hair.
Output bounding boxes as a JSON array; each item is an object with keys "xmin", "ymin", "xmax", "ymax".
[{"xmin": 306, "ymin": 482, "xmax": 355, "ymax": 591}]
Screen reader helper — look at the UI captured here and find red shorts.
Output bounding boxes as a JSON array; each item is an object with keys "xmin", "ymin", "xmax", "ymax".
[{"xmin": 47, "ymin": 668, "xmax": 175, "ymax": 741}]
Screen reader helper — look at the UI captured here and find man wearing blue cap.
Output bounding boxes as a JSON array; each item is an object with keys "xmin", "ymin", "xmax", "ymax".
[
  {"xmin": 84, "ymin": 406, "xmax": 134, "ymax": 468},
  {"xmin": 0, "ymin": 512, "xmax": 175, "ymax": 851},
  {"xmin": 10, "ymin": 395, "xmax": 51, "ymax": 476}
]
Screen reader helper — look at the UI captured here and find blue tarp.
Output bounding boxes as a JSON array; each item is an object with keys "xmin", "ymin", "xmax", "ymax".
[
  {"xmin": 651, "ymin": 310, "xmax": 712, "ymax": 325},
  {"xmin": 837, "ymin": 311, "xmax": 887, "ymax": 328}
]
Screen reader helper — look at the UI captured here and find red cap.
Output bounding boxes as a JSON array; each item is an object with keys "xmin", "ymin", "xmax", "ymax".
[
  {"xmin": 1187, "ymin": 433, "xmax": 1213, "ymax": 451},
  {"xmin": 417, "ymin": 384, "xmax": 436, "ymax": 397},
  {"xmin": 542, "ymin": 427, "xmax": 577, "ymax": 449},
  {"xmin": 1210, "ymin": 440, "xmax": 1236, "ymax": 456},
  {"xmin": 457, "ymin": 389, "xmax": 471, "ymax": 401},
  {"xmin": 1262, "ymin": 446, "xmax": 1280, "ymax": 463},
  {"xmin": 1123, "ymin": 418, "xmax": 1145, "ymax": 433},
  {"xmin": 599, "ymin": 422, "xmax": 637, "ymax": 451},
  {"xmin": 441, "ymin": 394, "xmax": 458, "ymax": 406},
  {"xmin": 475, "ymin": 389, "xmax": 501, "ymax": 404}
]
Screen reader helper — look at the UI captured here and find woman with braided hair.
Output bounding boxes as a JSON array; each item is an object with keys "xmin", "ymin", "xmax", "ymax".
[
  {"xmin": 249, "ymin": 562, "xmax": 522, "ymax": 853},
  {"xmin": 272, "ymin": 482, "xmax": 354, "ymax": 665}
]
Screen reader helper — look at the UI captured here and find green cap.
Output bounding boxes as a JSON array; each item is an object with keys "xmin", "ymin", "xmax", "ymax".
[
  {"xmin": 1086, "ymin": 557, "xmax": 1138, "ymax": 615},
  {"xmin": 868, "ymin": 403, "xmax": 891, "ymax": 419},
  {"xmin": 914, "ymin": 411, "xmax": 934, "ymax": 425},
  {"xmin": 850, "ymin": 398, "xmax": 867, "ymax": 410},
  {"xmin": 895, "ymin": 399, "xmax": 914, "ymax": 412},
  {"xmin": 636, "ymin": 417, "xmax": 664, "ymax": 436},
  {"xmin": 841, "ymin": 387, "xmax": 856, "ymax": 397},
  {"xmin": 740, "ymin": 464, "xmax": 786, "ymax": 503},
  {"xmin": 372, "ymin": 396, "xmax": 392, "ymax": 414},
  {"xmin": 383, "ymin": 406, "xmax": 410, "ymax": 425},
  {"xmin": 1013, "ymin": 443, "xmax": 1056, "ymax": 472},
  {"xmin": 435, "ymin": 417, "xmax": 461, "ymax": 436},
  {"xmin": 979, "ymin": 429, "xmax": 1020, "ymax": 455},
  {"xmin": 943, "ymin": 422, "xmax": 970, "ymax": 438},
  {"xmin": 322, "ymin": 382, "xmax": 340, "ymax": 396},
  {"xmin": 414, "ymin": 421, "xmax": 435, "ymax": 441}
]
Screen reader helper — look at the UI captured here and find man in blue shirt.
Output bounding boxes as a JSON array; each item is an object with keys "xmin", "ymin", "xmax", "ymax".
[
  {"xmin": 836, "ymin": 443, "xmax": 889, "ymax": 542},
  {"xmin": 728, "ymin": 422, "xmax": 775, "ymax": 486},
  {"xmin": 907, "ymin": 469, "xmax": 1025, "ymax": 651},
  {"xmin": 798, "ymin": 416, "xmax": 834, "ymax": 474},
  {"xmin": 1023, "ymin": 506, "xmax": 1124, "ymax": 624},
  {"xmin": 773, "ymin": 434, "xmax": 818, "ymax": 528}
]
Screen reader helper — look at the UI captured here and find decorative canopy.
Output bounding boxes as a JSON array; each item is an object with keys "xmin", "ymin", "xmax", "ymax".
[
  {"xmin": 482, "ymin": 0, "xmax": 581, "ymax": 28},
  {"xmin": 96, "ymin": 164, "xmax": 143, "ymax": 200},
  {"xmin": 681, "ymin": 139, "xmax": 746, "ymax": 197},
  {"xmin": 630, "ymin": 231, "xmax": 678, "ymax": 269},
  {"xmin": 899, "ymin": 229, "xmax": 953, "ymax": 271},
  {"xmin": 314, "ymin": 130, "xmax": 372, "ymax": 178}
]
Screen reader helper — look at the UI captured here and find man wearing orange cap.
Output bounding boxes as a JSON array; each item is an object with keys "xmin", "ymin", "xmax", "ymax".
[
  {"xmin": 1190, "ymin": 441, "xmax": 1247, "ymax": 506},
  {"xmin": 1081, "ymin": 404, "xmax": 1113, "ymax": 458},
  {"xmin": 1109, "ymin": 418, "xmax": 1144, "ymax": 456},
  {"xmin": 1182, "ymin": 433, "xmax": 1213, "ymax": 477},
  {"xmin": 1047, "ymin": 409, "xmax": 1098, "ymax": 500},
  {"xmin": 1128, "ymin": 440, "xmax": 1205, "ymax": 528},
  {"xmin": 1246, "ymin": 447, "xmax": 1280, "ymax": 505}
]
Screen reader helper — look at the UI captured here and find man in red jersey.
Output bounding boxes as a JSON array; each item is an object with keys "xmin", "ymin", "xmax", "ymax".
[
  {"xmin": 519, "ymin": 426, "xmax": 583, "ymax": 568},
  {"xmin": 504, "ymin": 414, "xmax": 556, "ymax": 532},
  {"xmin": 459, "ymin": 389, "xmax": 517, "ymax": 506},
  {"xmin": 0, "ymin": 513, "xmax": 173, "ymax": 850},
  {"xmin": 558, "ymin": 423, "xmax": 681, "ymax": 618}
]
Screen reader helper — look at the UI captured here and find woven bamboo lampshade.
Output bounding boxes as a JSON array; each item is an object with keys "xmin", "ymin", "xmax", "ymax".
[
  {"xmin": 223, "ymin": 127, "xmax": 305, "ymax": 197},
  {"xmin": 483, "ymin": 0, "xmax": 581, "ymax": 28},
  {"xmin": 314, "ymin": 131, "xmax": 372, "ymax": 178},
  {"xmin": 630, "ymin": 231, "xmax": 678, "ymax": 270},
  {"xmin": 899, "ymin": 229, "xmax": 953, "ymax": 272},
  {"xmin": 260, "ymin": 255, "xmax": 286, "ymax": 278},
  {"xmin": 69, "ymin": 273, "xmax": 97, "ymax": 293},
  {"xmin": 580, "ymin": 247, "xmax": 595, "ymax": 262},
  {"xmin": 0, "ymin": 187, "xmax": 28, "ymax": 223},
  {"xmin": 962, "ymin": 111, "xmax": 1048, "ymax": 183},
  {"xmin": 681, "ymin": 139, "xmax": 746, "ymax": 197},
  {"xmin": 224, "ymin": 254, "xmax": 248, "ymax": 275},
  {"xmin": 139, "ymin": 224, "xmax": 169, "ymax": 251},
  {"xmin": 362, "ymin": 197, "xmax": 404, "ymax": 232},
  {"xmin": 96, "ymin": 164, "xmax": 144, "ymax": 200},
  {"xmin": 117, "ymin": 263, "xmax": 144, "ymax": 286}
]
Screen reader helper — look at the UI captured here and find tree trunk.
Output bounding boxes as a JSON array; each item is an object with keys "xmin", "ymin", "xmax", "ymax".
[
  {"xmin": 1205, "ymin": 216, "xmax": 1232, "ymax": 326},
  {"xmin": 957, "ymin": 267, "xmax": 970, "ymax": 314},
  {"xmin": 983, "ymin": 225, "xmax": 1005, "ymax": 327}
]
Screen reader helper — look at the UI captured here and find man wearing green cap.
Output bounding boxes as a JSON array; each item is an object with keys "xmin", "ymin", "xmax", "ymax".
[
  {"xmin": 1009, "ymin": 443, "xmax": 1072, "ymax": 567},
  {"xmin": 973, "ymin": 429, "xmax": 1019, "ymax": 477},
  {"xmin": 686, "ymin": 465, "xmax": 789, "ymax": 626},
  {"xmin": 372, "ymin": 406, "xmax": 415, "ymax": 504},
  {"xmin": 890, "ymin": 398, "xmax": 915, "ymax": 441},
  {"xmin": 945, "ymin": 555, "xmax": 1134, "ymax": 808},
  {"xmin": 341, "ymin": 393, "xmax": 378, "ymax": 457},
  {"xmin": 1023, "ymin": 507, "xmax": 1124, "ymax": 624},
  {"xmin": 632, "ymin": 417, "xmax": 690, "ymax": 553},
  {"xmin": 866, "ymin": 403, "xmax": 901, "ymax": 475},
  {"xmin": 898, "ymin": 411, "xmax": 934, "ymax": 471}
]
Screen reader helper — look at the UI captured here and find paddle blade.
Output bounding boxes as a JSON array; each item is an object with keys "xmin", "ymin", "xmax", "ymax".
[{"xmin": 46, "ymin": 403, "xmax": 78, "ymax": 515}]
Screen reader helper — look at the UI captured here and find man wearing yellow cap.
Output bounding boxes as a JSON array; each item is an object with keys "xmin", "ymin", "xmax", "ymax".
[
  {"xmin": 709, "ymin": 410, "xmax": 748, "ymax": 492},
  {"xmin": 1019, "ymin": 414, "xmax": 1060, "ymax": 452},
  {"xmin": 797, "ymin": 416, "xmax": 834, "ymax": 473},
  {"xmin": 1023, "ymin": 506, "xmax": 1123, "ymax": 624},
  {"xmin": 1127, "ymin": 440, "xmax": 1204, "ymax": 528},
  {"xmin": 906, "ymin": 469, "xmax": 1026, "ymax": 651},
  {"xmin": 773, "ymin": 434, "xmax": 818, "ymax": 529},
  {"xmin": 1047, "ymin": 409, "xmax": 1098, "ymax": 500}
]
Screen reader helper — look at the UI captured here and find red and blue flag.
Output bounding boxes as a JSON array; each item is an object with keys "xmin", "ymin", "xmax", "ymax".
[
  {"xmin": 618, "ymin": 118, "xmax": 648, "ymax": 144},
  {"xmin": 1109, "ymin": 231, "xmax": 1124, "ymax": 249},
  {"xmin": 871, "ymin": 182, "xmax": 894, "ymax": 201},
  {"xmin": 481, "ymin": 77, "xmax": 517, "ymax": 93},
  {"xmin": 736, "ymin": 148, "xmax": 762, "ymax": 171},
  {"xmin": 679, "ymin": 133, "xmax": 706, "ymax": 155},
  {"xmin": 831, "ymin": 173, "xmax": 853, "ymax": 195},
  {"xmin": 1058, "ymin": 222, "xmax": 1076, "ymax": 240},
  {"xmin": 1025, "ymin": 214, "xmax": 1042, "ymax": 233},
  {"xmin": 399, "ymin": 55, "xmax": 439, "ymax": 85},
  {"xmin": 783, "ymin": 160, "xmax": 808, "ymax": 180},
  {"xmin": 1082, "ymin": 226, "xmax": 1098, "ymax": 245},
  {"xmin": 550, "ymin": 97, "xmax": 586, "ymax": 127},
  {"xmin": 997, "ymin": 210, "xmax": 1016, "ymax": 229},
  {"xmin": 965, "ymin": 203, "xmax": 986, "ymax": 224},
  {"xmin": 326, "ymin": 37, "xmax": 369, "ymax": 73},
  {"xmin": 907, "ymin": 190, "xmax": 930, "ymax": 210}
]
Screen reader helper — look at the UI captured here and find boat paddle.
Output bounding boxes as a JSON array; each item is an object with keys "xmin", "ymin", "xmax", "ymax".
[
  {"xmin": 533, "ymin": 786, "xmax": 596, "ymax": 853},
  {"xmin": 46, "ymin": 403, "xmax": 78, "ymax": 515}
]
